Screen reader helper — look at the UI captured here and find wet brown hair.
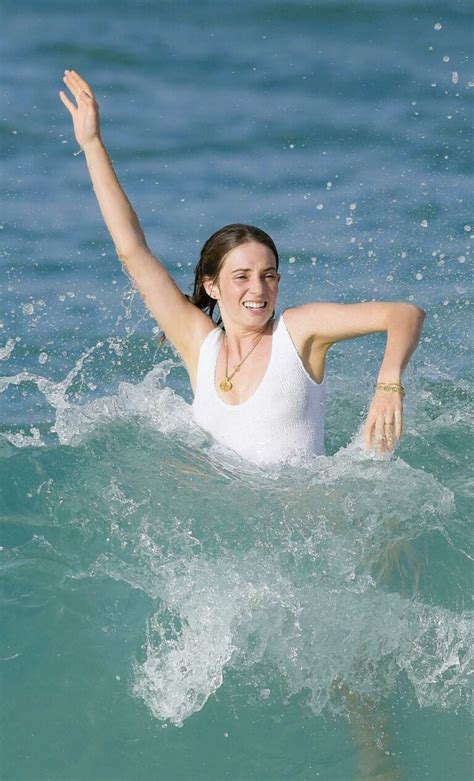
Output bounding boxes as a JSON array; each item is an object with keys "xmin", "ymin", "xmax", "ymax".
[{"xmin": 187, "ymin": 223, "xmax": 279, "ymax": 326}]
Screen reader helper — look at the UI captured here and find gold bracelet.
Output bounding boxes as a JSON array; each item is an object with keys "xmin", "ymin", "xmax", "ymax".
[{"xmin": 376, "ymin": 382, "xmax": 405, "ymax": 397}]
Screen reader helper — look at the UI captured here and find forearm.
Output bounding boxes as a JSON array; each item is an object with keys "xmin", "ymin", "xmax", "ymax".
[
  {"xmin": 82, "ymin": 137, "xmax": 147, "ymax": 259},
  {"xmin": 377, "ymin": 304, "xmax": 426, "ymax": 382}
]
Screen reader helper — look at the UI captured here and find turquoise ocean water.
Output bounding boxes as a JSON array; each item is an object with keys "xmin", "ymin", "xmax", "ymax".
[{"xmin": 1, "ymin": 1, "xmax": 472, "ymax": 779}]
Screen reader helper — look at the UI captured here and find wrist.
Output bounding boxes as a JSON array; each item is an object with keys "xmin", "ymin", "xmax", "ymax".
[
  {"xmin": 81, "ymin": 136, "xmax": 103, "ymax": 155},
  {"xmin": 377, "ymin": 371, "xmax": 401, "ymax": 384},
  {"xmin": 375, "ymin": 381, "xmax": 405, "ymax": 397}
]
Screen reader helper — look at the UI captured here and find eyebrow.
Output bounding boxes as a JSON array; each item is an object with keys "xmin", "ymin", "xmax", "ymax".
[{"xmin": 231, "ymin": 266, "xmax": 277, "ymax": 273}]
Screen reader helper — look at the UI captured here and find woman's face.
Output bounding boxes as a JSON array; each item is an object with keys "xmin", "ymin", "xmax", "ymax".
[{"xmin": 207, "ymin": 241, "xmax": 280, "ymax": 328}]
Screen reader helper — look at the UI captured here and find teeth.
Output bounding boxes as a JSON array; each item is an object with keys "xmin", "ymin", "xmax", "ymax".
[{"xmin": 244, "ymin": 302, "xmax": 266, "ymax": 309}]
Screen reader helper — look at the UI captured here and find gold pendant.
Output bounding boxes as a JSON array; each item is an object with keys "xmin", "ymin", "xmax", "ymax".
[{"xmin": 220, "ymin": 378, "xmax": 233, "ymax": 392}]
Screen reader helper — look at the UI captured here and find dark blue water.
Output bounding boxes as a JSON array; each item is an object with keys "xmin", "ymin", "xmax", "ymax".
[{"xmin": 1, "ymin": 1, "xmax": 472, "ymax": 779}]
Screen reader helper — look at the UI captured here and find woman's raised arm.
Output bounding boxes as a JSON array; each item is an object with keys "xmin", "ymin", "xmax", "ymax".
[{"xmin": 59, "ymin": 70, "xmax": 212, "ymax": 365}]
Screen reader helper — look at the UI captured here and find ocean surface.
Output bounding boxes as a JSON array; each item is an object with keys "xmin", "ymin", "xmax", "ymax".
[{"xmin": 1, "ymin": 1, "xmax": 472, "ymax": 779}]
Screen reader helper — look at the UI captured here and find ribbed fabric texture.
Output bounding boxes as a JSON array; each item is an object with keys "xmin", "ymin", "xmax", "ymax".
[{"xmin": 192, "ymin": 313, "xmax": 326, "ymax": 465}]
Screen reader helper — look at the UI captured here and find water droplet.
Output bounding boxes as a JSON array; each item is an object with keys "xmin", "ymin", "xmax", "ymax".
[
  {"xmin": 326, "ymin": 181, "xmax": 332, "ymax": 189},
  {"xmin": 434, "ymin": 22, "xmax": 442, "ymax": 31},
  {"xmin": 316, "ymin": 203, "xmax": 324, "ymax": 210},
  {"xmin": 420, "ymin": 219, "xmax": 428, "ymax": 228},
  {"xmin": 464, "ymin": 225, "xmax": 471, "ymax": 232},
  {"xmin": 415, "ymin": 272, "xmax": 423, "ymax": 280},
  {"xmin": 289, "ymin": 256, "xmax": 296, "ymax": 264},
  {"xmin": 451, "ymin": 71, "xmax": 459, "ymax": 84},
  {"xmin": 457, "ymin": 255, "xmax": 466, "ymax": 263},
  {"xmin": 345, "ymin": 217, "xmax": 353, "ymax": 226},
  {"xmin": 38, "ymin": 352, "xmax": 48, "ymax": 364},
  {"xmin": 260, "ymin": 688, "xmax": 271, "ymax": 699},
  {"xmin": 22, "ymin": 303, "xmax": 34, "ymax": 315},
  {"xmin": 349, "ymin": 203, "xmax": 357, "ymax": 211},
  {"xmin": 442, "ymin": 55, "xmax": 450, "ymax": 63},
  {"xmin": 0, "ymin": 338, "xmax": 15, "ymax": 361}
]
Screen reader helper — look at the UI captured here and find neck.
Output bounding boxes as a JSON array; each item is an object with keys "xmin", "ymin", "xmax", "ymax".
[{"xmin": 223, "ymin": 317, "xmax": 273, "ymax": 359}]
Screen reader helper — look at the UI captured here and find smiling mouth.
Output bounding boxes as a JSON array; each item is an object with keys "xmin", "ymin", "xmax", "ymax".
[{"xmin": 243, "ymin": 302, "xmax": 267, "ymax": 310}]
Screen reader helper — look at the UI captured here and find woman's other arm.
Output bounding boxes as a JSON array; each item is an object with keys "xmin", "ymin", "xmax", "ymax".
[
  {"xmin": 59, "ymin": 70, "xmax": 212, "ymax": 364},
  {"xmin": 290, "ymin": 301, "xmax": 426, "ymax": 452}
]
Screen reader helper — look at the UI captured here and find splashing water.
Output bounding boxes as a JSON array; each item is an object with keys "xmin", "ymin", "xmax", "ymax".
[{"xmin": 2, "ymin": 355, "xmax": 470, "ymax": 736}]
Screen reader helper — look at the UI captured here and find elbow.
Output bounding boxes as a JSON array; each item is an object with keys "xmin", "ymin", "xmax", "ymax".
[
  {"xmin": 115, "ymin": 239, "xmax": 148, "ymax": 266},
  {"xmin": 412, "ymin": 304, "xmax": 426, "ymax": 322},
  {"xmin": 408, "ymin": 304, "xmax": 426, "ymax": 338},
  {"xmin": 403, "ymin": 302, "xmax": 426, "ymax": 322},
  {"xmin": 387, "ymin": 303, "xmax": 426, "ymax": 333},
  {"xmin": 116, "ymin": 246, "xmax": 130, "ymax": 265}
]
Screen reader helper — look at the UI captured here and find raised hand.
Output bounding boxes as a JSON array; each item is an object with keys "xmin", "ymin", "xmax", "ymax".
[{"xmin": 59, "ymin": 70, "xmax": 100, "ymax": 150}]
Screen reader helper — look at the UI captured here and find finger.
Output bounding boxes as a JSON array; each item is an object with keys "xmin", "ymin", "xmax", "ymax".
[
  {"xmin": 77, "ymin": 90, "xmax": 94, "ymax": 107},
  {"xmin": 63, "ymin": 70, "xmax": 85, "ymax": 101},
  {"xmin": 67, "ymin": 69, "xmax": 94, "ymax": 99},
  {"xmin": 374, "ymin": 417, "xmax": 385, "ymax": 452},
  {"xmin": 62, "ymin": 73, "xmax": 79, "ymax": 103},
  {"xmin": 59, "ymin": 90, "xmax": 76, "ymax": 115},
  {"xmin": 394, "ymin": 409, "xmax": 403, "ymax": 440},
  {"xmin": 384, "ymin": 418, "xmax": 394, "ymax": 451},
  {"xmin": 364, "ymin": 418, "xmax": 375, "ymax": 450}
]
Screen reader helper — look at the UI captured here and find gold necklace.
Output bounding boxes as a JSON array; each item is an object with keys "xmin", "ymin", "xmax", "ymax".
[{"xmin": 219, "ymin": 321, "xmax": 270, "ymax": 392}]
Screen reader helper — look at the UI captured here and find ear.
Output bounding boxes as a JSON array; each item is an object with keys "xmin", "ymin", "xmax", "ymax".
[{"xmin": 203, "ymin": 277, "xmax": 218, "ymax": 299}]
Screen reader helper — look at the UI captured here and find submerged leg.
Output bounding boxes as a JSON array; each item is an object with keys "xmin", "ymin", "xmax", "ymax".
[{"xmin": 338, "ymin": 683, "xmax": 400, "ymax": 781}]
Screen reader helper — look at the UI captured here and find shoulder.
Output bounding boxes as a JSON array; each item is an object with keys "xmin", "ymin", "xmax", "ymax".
[{"xmin": 281, "ymin": 303, "xmax": 334, "ymax": 346}]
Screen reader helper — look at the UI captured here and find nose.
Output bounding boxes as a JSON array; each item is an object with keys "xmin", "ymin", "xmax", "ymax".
[{"xmin": 249, "ymin": 275, "xmax": 265, "ymax": 295}]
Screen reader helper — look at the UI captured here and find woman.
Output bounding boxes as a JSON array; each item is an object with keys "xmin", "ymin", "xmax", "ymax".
[{"xmin": 59, "ymin": 70, "xmax": 425, "ymax": 465}]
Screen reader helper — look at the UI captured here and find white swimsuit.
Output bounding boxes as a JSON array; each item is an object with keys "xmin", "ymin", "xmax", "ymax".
[{"xmin": 191, "ymin": 312, "xmax": 326, "ymax": 465}]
